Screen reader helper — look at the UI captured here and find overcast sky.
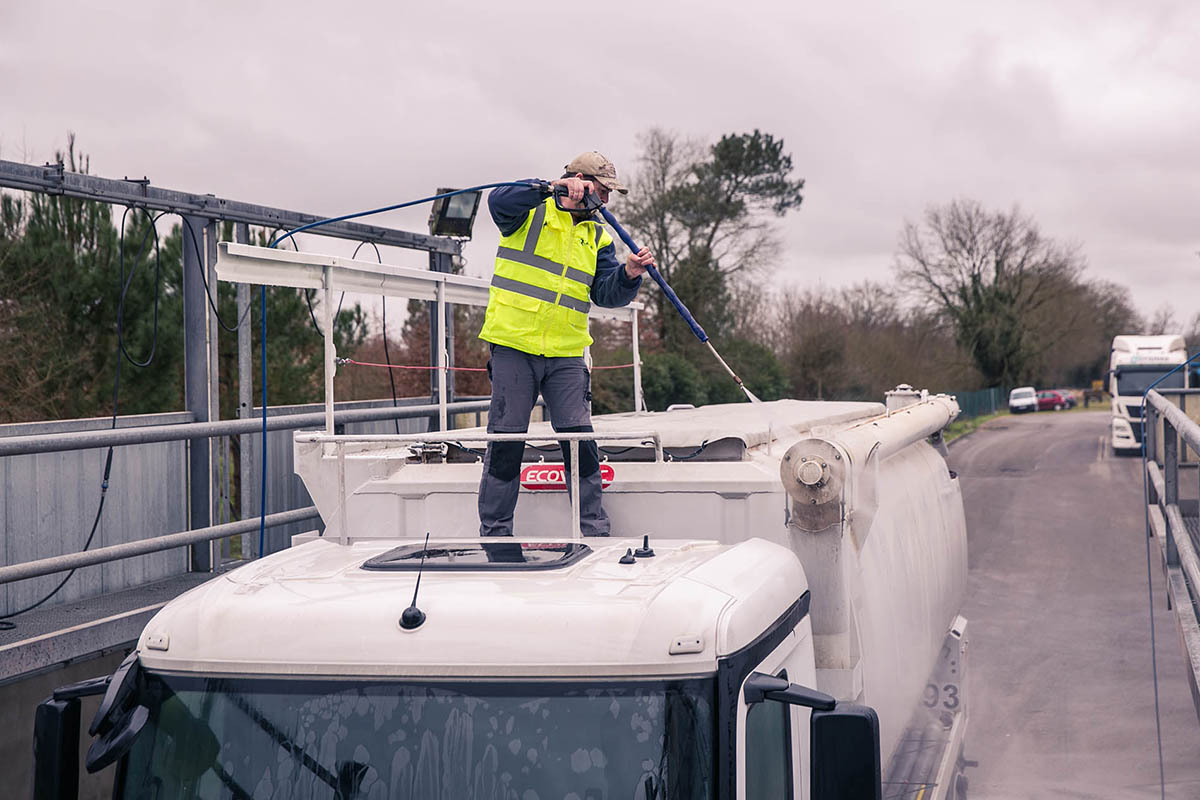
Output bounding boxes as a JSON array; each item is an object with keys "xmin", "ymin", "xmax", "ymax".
[{"xmin": 2, "ymin": 1, "xmax": 1197, "ymax": 324}]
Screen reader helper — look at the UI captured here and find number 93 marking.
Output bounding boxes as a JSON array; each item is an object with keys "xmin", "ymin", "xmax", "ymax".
[{"xmin": 923, "ymin": 682, "xmax": 961, "ymax": 711}]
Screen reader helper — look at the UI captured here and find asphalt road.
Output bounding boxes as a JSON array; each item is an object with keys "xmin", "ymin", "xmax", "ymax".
[{"xmin": 949, "ymin": 409, "xmax": 1200, "ymax": 799}]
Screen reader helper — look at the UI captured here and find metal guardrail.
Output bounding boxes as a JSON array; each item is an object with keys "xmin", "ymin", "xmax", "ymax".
[
  {"xmin": 1143, "ymin": 389, "xmax": 1200, "ymax": 721},
  {"xmin": 0, "ymin": 400, "xmax": 491, "ymax": 457},
  {"xmin": 0, "ymin": 508, "xmax": 320, "ymax": 585},
  {"xmin": 0, "ymin": 400, "xmax": 492, "ymax": 589},
  {"xmin": 305, "ymin": 430, "xmax": 665, "ymax": 542}
]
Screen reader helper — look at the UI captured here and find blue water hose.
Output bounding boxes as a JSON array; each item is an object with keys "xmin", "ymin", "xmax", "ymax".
[
  {"xmin": 596, "ymin": 206, "xmax": 709, "ymax": 344},
  {"xmin": 596, "ymin": 206, "xmax": 758, "ymax": 402}
]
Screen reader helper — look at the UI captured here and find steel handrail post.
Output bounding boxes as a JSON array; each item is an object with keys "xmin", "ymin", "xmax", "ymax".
[
  {"xmin": 337, "ymin": 438, "xmax": 349, "ymax": 546},
  {"xmin": 1146, "ymin": 402, "xmax": 1158, "ymax": 486},
  {"xmin": 1164, "ymin": 416, "xmax": 1180, "ymax": 568},
  {"xmin": 632, "ymin": 309, "xmax": 643, "ymax": 413},
  {"xmin": 324, "ymin": 266, "xmax": 336, "ymax": 435},
  {"xmin": 570, "ymin": 440, "xmax": 581, "ymax": 540},
  {"xmin": 236, "ymin": 224, "xmax": 253, "ymax": 561},
  {"xmin": 437, "ymin": 280, "xmax": 448, "ymax": 432}
]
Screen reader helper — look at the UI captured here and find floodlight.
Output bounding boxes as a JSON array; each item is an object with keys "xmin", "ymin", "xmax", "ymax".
[{"xmin": 428, "ymin": 188, "xmax": 482, "ymax": 239}]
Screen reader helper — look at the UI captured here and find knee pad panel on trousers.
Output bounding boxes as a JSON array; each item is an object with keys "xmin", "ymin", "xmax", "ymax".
[
  {"xmin": 487, "ymin": 441, "xmax": 525, "ymax": 481},
  {"xmin": 556, "ymin": 425, "xmax": 600, "ymax": 478}
]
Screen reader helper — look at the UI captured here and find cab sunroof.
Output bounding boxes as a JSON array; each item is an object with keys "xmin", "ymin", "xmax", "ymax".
[{"xmin": 361, "ymin": 542, "xmax": 592, "ymax": 571}]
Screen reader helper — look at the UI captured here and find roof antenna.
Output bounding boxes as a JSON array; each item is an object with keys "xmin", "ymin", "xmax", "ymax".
[{"xmin": 399, "ymin": 532, "xmax": 430, "ymax": 630}]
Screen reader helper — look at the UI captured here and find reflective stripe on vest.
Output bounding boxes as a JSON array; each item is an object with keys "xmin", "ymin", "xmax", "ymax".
[
  {"xmin": 488, "ymin": 201, "xmax": 593, "ymax": 314},
  {"xmin": 495, "ymin": 203, "xmax": 596, "ymax": 290},
  {"xmin": 480, "ymin": 197, "xmax": 612, "ymax": 356},
  {"xmin": 490, "ymin": 274, "xmax": 591, "ymax": 313}
]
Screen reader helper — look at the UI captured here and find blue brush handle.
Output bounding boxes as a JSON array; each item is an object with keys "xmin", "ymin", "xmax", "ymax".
[{"xmin": 597, "ymin": 206, "xmax": 709, "ymax": 343}]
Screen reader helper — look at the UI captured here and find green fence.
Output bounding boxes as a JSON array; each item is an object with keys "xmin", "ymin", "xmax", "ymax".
[{"xmin": 948, "ymin": 387, "xmax": 1006, "ymax": 420}]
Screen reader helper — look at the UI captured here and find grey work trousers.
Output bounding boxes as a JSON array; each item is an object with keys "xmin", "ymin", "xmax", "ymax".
[{"xmin": 477, "ymin": 344, "xmax": 610, "ymax": 537}]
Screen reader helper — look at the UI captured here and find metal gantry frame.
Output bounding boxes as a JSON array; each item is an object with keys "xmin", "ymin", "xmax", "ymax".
[
  {"xmin": 0, "ymin": 156, "xmax": 651, "ymax": 590},
  {"xmin": 1143, "ymin": 388, "xmax": 1200, "ymax": 722},
  {"xmin": 0, "ymin": 158, "xmax": 462, "ymax": 578}
]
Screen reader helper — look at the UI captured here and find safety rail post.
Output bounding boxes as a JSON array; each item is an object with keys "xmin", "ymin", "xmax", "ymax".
[
  {"xmin": 437, "ymin": 280, "xmax": 448, "ymax": 432},
  {"xmin": 182, "ymin": 215, "xmax": 212, "ymax": 572},
  {"xmin": 205, "ymin": 220, "xmax": 223, "ymax": 567},
  {"xmin": 323, "ymin": 266, "xmax": 336, "ymax": 435},
  {"xmin": 337, "ymin": 439, "xmax": 349, "ymax": 546},
  {"xmin": 570, "ymin": 440, "xmax": 581, "ymax": 539},
  {"xmin": 1164, "ymin": 414, "xmax": 1180, "ymax": 567},
  {"xmin": 1146, "ymin": 403, "xmax": 1158, "ymax": 502},
  {"xmin": 429, "ymin": 251, "xmax": 454, "ymax": 430},
  {"xmin": 632, "ymin": 309, "xmax": 643, "ymax": 413},
  {"xmin": 236, "ymin": 223, "xmax": 253, "ymax": 559}
]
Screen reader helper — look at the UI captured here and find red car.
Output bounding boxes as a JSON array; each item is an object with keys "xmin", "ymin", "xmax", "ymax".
[{"xmin": 1036, "ymin": 390, "xmax": 1069, "ymax": 411}]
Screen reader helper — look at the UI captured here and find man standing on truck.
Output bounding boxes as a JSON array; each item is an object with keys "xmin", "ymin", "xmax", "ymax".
[{"xmin": 477, "ymin": 152, "xmax": 655, "ymax": 537}]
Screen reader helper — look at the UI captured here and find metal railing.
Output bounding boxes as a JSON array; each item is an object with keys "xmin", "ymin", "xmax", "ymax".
[
  {"xmin": 0, "ymin": 399, "xmax": 495, "ymax": 589},
  {"xmin": 302, "ymin": 429, "xmax": 664, "ymax": 542},
  {"xmin": 0, "ymin": 400, "xmax": 491, "ymax": 458},
  {"xmin": 1143, "ymin": 388, "xmax": 1200, "ymax": 722}
]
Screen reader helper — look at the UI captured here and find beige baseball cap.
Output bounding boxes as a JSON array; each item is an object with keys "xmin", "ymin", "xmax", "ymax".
[{"xmin": 564, "ymin": 151, "xmax": 628, "ymax": 195}]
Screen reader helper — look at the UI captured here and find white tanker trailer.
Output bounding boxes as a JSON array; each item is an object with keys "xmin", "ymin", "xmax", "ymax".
[{"xmin": 33, "ymin": 386, "xmax": 969, "ymax": 800}]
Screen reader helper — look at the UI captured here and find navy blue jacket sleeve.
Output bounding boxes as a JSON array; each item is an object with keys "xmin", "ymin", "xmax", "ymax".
[
  {"xmin": 488, "ymin": 179, "xmax": 549, "ymax": 237},
  {"xmin": 590, "ymin": 242, "xmax": 643, "ymax": 308}
]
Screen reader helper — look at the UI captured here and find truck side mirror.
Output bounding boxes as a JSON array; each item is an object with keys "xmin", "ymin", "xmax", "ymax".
[
  {"xmin": 85, "ymin": 651, "xmax": 148, "ymax": 773},
  {"xmin": 743, "ymin": 672, "xmax": 882, "ymax": 800},
  {"xmin": 743, "ymin": 671, "xmax": 835, "ymax": 710},
  {"xmin": 89, "ymin": 651, "xmax": 139, "ymax": 736},
  {"xmin": 811, "ymin": 703, "xmax": 882, "ymax": 800},
  {"xmin": 33, "ymin": 675, "xmax": 113, "ymax": 800},
  {"xmin": 34, "ymin": 696, "xmax": 81, "ymax": 800}
]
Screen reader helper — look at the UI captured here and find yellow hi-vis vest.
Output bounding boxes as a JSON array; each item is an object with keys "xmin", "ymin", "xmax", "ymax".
[{"xmin": 479, "ymin": 198, "xmax": 613, "ymax": 357}]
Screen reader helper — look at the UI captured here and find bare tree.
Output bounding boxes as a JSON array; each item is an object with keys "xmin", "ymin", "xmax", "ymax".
[
  {"xmin": 895, "ymin": 199, "xmax": 1085, "ymax": 386},
  {"xmin": 1185, "ymin": 312, "xmax": 1200, "ymax": 349},
  {"xmin": 768, "ymin": 282, "xmax": 981, "ymax": 400},
  {"xmin": 1145, "ymin": 303, "xmax": 1179, "ymax": 335}
]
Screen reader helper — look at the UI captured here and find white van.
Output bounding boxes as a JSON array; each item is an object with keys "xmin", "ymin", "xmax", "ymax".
[{"xmin": 1009, "ymin": 386, "xmax": 1037, "ymax": 414}]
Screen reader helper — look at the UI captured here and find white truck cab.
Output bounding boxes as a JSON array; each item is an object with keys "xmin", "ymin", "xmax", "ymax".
[
  {"xmin": 1109, "ymin": 334, "xmax": 1188, "ymax": 453},
  {"xmin": 40, "ymin": 539, "xmax": 884, "ymax": 799}
]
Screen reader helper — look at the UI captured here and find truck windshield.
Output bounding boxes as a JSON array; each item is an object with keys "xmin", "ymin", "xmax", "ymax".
[
  {"xmin": 119, "ymin": 674, "xmax": 715, "ymax": 800},
  {"xmin": 1114, "ymin": 367, "xmax": 1186, "ymax": 396}
]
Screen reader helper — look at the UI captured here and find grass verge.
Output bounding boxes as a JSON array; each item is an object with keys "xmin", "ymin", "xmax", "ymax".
[{"xmin": 945, "ymin": 409, "xmax": 1010, "ymax": 444}]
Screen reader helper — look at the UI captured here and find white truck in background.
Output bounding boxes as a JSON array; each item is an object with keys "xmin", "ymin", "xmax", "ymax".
[
  {"xmin": 33, "ymin": 388, "xmax": 969, "ymax": 800},
  {"xmin": 1109, "ymin": 334, "xmax": 1189, "ymax": 453}
]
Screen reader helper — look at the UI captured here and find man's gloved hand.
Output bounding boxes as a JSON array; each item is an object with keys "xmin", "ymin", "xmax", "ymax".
[
  {"xmin": 625, "ymin": 247, "xmax": 655, "ymax": 279},
  {"xmin": 551, "ymin": 175, "xmax": 598, "ymax": 204}
]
